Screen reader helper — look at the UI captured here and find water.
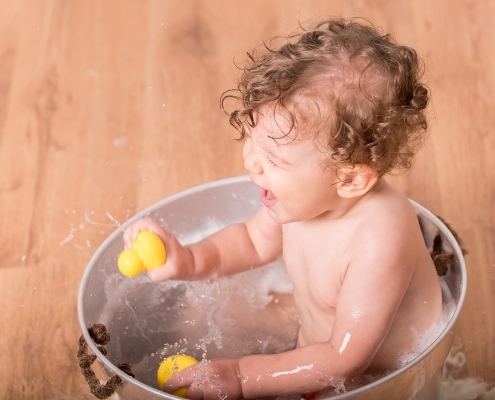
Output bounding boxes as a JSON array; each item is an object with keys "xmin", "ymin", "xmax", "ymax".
[
  {"xmin": 98, "ymin": 258, "xmax": 456, "ymax": 397},
  {"xmin": 100, "ymin": 261, "xmax": 300, "ymax": 389}
]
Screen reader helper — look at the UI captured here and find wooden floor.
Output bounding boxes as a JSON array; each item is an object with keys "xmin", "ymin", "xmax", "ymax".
[{"xmin": 0, "ymin": 0, "xmax": 494, "ymax": 398}]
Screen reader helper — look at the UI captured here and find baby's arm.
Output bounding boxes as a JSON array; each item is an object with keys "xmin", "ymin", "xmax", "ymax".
[
  {"xmin": 123, "ymin": 206, "xmax": 282, "ymax": 282},
  {"xmin": 162, "ymin": 233, "xmax": 415, "ymax": 399}
]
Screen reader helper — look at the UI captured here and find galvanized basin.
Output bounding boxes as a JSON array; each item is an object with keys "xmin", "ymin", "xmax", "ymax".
[{"xmin": 78, "ymin": 175, "xmax": 467, "ymax": 399}]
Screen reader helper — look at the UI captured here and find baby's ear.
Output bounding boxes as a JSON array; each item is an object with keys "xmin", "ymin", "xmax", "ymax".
[{"xmin": 335, "ymin": 164, "xmax": 378, "ymax": 198}]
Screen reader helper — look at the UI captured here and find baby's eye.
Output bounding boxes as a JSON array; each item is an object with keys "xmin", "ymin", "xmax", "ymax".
[{"xmin": 267, "ymin": 158, "xmax": 278, "ymax": 167}]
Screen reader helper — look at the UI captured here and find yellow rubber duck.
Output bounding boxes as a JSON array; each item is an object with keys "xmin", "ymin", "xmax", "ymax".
[
  {"xmin": 117, "ymin": 230, "xmax": 167, "ymax": 277},
  {"xmin": 157, "ymin": 355, "xmax": 199, "ymax": 397}
]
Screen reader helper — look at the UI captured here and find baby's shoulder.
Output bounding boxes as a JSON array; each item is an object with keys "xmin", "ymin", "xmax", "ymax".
[
  {"xmin": 362, "ymin": 180, "xmax": 417, "ymax": 224},
  {"xmin": 351, "ymin": 183, "xmax": 421, "ymax": 254}
]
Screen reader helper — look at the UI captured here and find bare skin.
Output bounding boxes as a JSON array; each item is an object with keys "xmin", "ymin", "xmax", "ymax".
[{"xmin": 124, "ymin": 105, "xmax": 442, "ymax": 399}]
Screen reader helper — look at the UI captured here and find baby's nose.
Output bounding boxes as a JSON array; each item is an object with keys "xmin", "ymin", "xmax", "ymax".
[
  {"xmin": 244, "ymin": 153, "xmax": 263, "ymax": 174},
  {"xmin": 243, "ymin": 141, "xmax": 263, "ymax": 175}
]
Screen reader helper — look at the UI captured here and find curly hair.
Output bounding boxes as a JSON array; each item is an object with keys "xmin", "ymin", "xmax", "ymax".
[{"xmin": 221, "ymin": 18, "xmax": 429, "ymax": 176}]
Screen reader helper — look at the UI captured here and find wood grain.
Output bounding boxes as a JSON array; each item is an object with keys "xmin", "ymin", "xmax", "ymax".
[{"xmin": 0, "ymin": 0, "xmax": 493, "ymax": 398}]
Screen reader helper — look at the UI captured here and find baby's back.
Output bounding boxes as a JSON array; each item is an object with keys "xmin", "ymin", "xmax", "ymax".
[{"xmin": 283, "ymin": 180, "xmax": 442, "ymax": 373}]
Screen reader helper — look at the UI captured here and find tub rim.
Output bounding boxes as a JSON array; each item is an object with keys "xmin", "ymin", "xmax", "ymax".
[{"xmin": 77, "ymin": 175, "xmax": 467, "ymax": 398}]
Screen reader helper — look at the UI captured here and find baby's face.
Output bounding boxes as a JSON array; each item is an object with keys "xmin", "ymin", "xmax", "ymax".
[{"xmin": 242, "ymin": 103, "xmax": 342, "ymax": 224}]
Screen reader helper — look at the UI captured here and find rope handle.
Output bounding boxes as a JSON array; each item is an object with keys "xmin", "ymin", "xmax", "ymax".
[
  {"xmin": 77, "ymin": 323, "xmax": 135, "ymax": 399},
  {"xmin": 431, "ymin": 215, "xmax": 468, "ymax": 276}
]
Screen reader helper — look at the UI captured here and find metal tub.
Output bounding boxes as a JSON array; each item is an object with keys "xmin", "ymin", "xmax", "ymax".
[{"xmin": 78, "ymin": 176, "xmax": 467, "ymax": 399}]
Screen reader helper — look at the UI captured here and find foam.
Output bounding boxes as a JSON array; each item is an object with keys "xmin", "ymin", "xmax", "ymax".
[
  {"xmin": 440, "ymin": 343, "xmax": 495, "ymax": 400},
  {"xmin": 441, "ymin": 377, "xmax": 495, "ymax": 400},
  {"xmin": 397, "ymin": 277, "xmax": 456, "ymax": 367}
]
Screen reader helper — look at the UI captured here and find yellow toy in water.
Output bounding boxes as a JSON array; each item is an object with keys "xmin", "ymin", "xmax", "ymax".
[
  {"xmin": 117, "ymin": 230, "xmax": 167, "ymax": 277},
  {"xmin": 157, "ymin": 355, "xmax": 199, "ymax": 397}
]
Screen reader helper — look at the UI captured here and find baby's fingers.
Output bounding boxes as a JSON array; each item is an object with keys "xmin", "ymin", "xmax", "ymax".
[
  {"xmin": 122, "ymin": 217, "xmax": 197, "ymax": 282},
  {"xmin": 147, "ymin": 241, "xmax": 195, "ymax": 282},
  {"xmin": 186, "ymin": 380, "xmax": 222, "ymax": 400},
  {"xmin": 122, "ymin": 217, "xmax": 167, "ymax": 249},
  {"xmin": 162, "ymin": 367, "xmax": 196, "ymax": 398},
  {"xmin": 147, "ymin": 261, "xmax": 181, "ymax": 282},
  {"xmin": 163, "ymin": 369, "xmax": 220, "ymax": 400},
  {"xmin": 149, "ymin": 238, "xmax": 196, "ymax": 283}
]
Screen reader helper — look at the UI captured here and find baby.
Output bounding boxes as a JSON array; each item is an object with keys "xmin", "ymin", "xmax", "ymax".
[{"xmin": 124, "ymin": 18, "xmax": 442, "ymax": 399}]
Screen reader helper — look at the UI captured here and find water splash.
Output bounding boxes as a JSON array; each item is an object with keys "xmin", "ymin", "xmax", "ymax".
[{"xmin": 60, "ymin": 211, "xmax": 121, "ymax": 246}]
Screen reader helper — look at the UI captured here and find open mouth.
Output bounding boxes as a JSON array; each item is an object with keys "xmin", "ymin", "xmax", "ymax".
[{"xmin": 260, "ymin": 189, "xmax": 278, "ymax": 207}]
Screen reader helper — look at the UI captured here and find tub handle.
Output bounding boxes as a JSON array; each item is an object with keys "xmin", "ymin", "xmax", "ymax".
[
  {"xmin": 431, "ymin": 215, "xmax": 468, "ymax": 276},
  {"xmin": 77, "ymin": 323, "xmax": 135, "ymax": 399}
]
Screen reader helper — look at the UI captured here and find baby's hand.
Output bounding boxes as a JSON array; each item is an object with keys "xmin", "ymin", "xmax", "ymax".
[
  {"xmin": 122, "ymin": 217, "xmax": 195, "ymax": 282},
  {"xmin": 162, "ymin": 358, "xmax": 243, "ymax": 400}
]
